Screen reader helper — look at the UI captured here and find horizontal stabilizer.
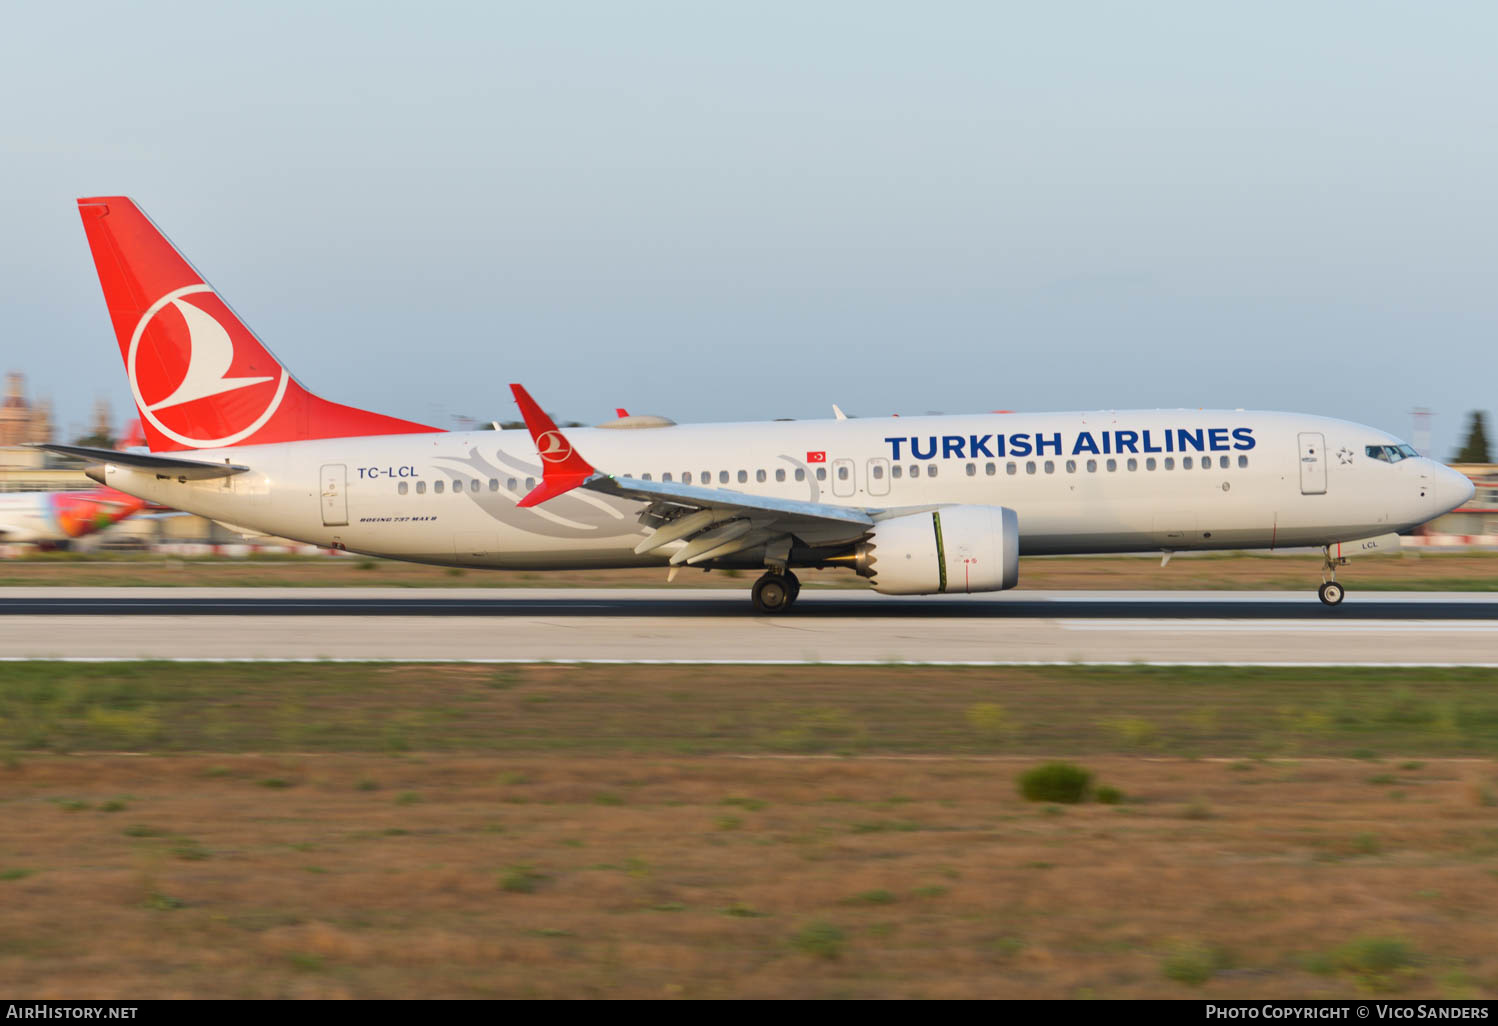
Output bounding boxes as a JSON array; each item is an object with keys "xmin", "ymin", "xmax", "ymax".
[{"xmin": 27, "ymin": 443, "xmax": 249, "ymax": 480}]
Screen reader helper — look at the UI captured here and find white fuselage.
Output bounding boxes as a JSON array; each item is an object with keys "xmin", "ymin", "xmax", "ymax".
[
  {"xmin": 95, "ymin": 410, "xmax": 1469, "ymax": 570},
  {"xmin": 0, "ymin": 495, "xmax": 61, "ymax": 544}
]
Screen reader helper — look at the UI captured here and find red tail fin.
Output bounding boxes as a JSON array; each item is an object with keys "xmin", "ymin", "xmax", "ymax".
[
  {"xmin": 76, "ymin": 197, "xmax": 442, "ymax": 452},
  {"xmin": 509, "ymin": 383, "xmax": 597, "ymax": 507}
]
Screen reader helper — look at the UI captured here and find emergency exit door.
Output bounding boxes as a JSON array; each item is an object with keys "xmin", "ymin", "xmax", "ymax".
[
  {"xmin": 831, "ymin": 458, "xmax": 856, "ymax": 497},
  {"xmin": 1297, "ymin": 433, "xmax": 1326, "ymax": 495},
  {"xmin": 321, "ymin": 464, "xmax": 349, "ymax": 526}
]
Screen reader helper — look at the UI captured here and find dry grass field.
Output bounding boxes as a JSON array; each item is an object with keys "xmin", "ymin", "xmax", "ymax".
[
  {"xmin": 2, "ymin": 549, "xmax": 1495, "ymax": 590},
  {"xmin": 2, "ymin": 662, "xmax": 1497, "ymax": 998},
  {"xmin": 4, "ymin": 754, "xmax": 1498, "ymax": 999}
]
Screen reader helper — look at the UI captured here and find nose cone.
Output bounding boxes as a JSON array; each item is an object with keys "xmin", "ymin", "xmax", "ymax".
[{"xmin": 1435, "ymin": 465, "xmax": 1476, "ymax": 514}]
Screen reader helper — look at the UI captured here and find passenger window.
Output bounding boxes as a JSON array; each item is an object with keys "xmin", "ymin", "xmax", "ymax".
[
  {"xmin": 1219, "ymin": 455, "xmax": 1230, "ymax": 469},
  {"xmin": 1238, "ymin": 455, "xmax": 1248, "ymax": 468},
  {"xmin": 1127, "ymin": 458, "xmax": 1138, "ymax": 471},
  {"xmin": 816, "ymin": 467, "xmax": 826, "ymax": 481},
  {"xmin": 928, "ymin": 465, "xmax": 938, "ymax": 478},
  {"xmin": 1107, "ymin": 459, "xmax": 1117, "ymax": 472},
  {"xmin": 965, "ymin": 463, "xmax": 976, "ymax": 477},
  {"xmin": 985, "ymin": 462, "xmax": 996, "ymax": 476},
  {"xmin": 507, "ymin": 477, "xmax": 517, "ymax": 490},
  {"xmin": 642, "ymin": 473, "xmax": 653, "ymax": 481},
  {"xmin": 471, "ymin": 479, "xmax": 480, "ymax": 492},
  {"xmin": 908, "ymin": 465, "xmax": 918, "ymax": 478},
  {"xmin": 1145, "ymin": 458, "xmax": 1156, "ymax": 471},
  {"xmin": 1065, "ymin": 459, "xmax": 1076, "ymax": 473},
  {"xmin": 872, "ymin": 465, "xmax": 884, "ymax": 479},
  {"xmin": 1202, "ymin": 459, "xmax": 1212, "ymax": 472},
  {"xmin": 719, "ymin": 471, "xmax": 729, "ymax": 484},
  {"xmin": 662, "ymin": 472, "xmax": 673, "ymax": 482},
  {"xmin": 891, "ymin": 465, "xmax": 902, "ymax": 479},
  {"xmin": 1044, "ymin": 460, "xmax": 1055, "ymax": 474},
  {"xmin": 757, "ymin": 469, "xmax": 767, "ymax": 483},
  {"xmin": 836, "ymin": 466, "xmax": 848, "ymax": 481},
  {"xmin": 682, "ymin": 472, "xmax": 692, "ymax": 484},
  {"xmin": 1026, "ymin": 461, "xmax": 1037, "ymax": 475},
  {"xmin": 525, "ymin": 477, "xmax": 536, "ymax": 490},
  {"xmin": 434, "ymin": 480, "xmax": 444, "ymax": 494},
  {"xmin": 738, "ymin": 470, "xmax": 748, "ymax": 483},
  {"xmin": 1086, "ymin": 459, "xmax": 1097, "ymax": 472},
  {"xmin": 1163, "ymin": 458, "xmax": 1174, "ymax": 471},
  {"xmin": 701, "ymin": 470, "xmax": 710, "ymax": 483},
  {"xmin": 416, "ymin": 481, "xmax": 426, "ymax": 494},
  {"xmin": 775, "ymin": 469, "xmax": 786, "ymax": 482},
  {"xmin": 794, "ymin": 469, "xmax": 806, "ymax": 482},
  {"xmin": 452, "ymin": 479, "xmax": 461, "ymax": 492},
  {"xmin": 1006, "ymin": 462, "xmax": 1017, "ymax": 475},
  {"xmin": 489, "ymin": 479, "xmax": 498, "ymax": 491},
  {"xmin": 1182, "ymin": 457, "xmax": 1193, "ymax": 470},
  {"xmin": 398, "ymin": 481, "xmax": 409, "ymax": 495}
]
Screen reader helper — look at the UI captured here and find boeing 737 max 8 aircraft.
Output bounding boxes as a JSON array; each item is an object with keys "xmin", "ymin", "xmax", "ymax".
[{"xmin": 38, "ymin": 197, "xmax": 1475, "ymax": 612}]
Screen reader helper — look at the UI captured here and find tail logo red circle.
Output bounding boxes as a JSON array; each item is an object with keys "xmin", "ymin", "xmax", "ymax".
[{"xmin": 128, "ymin": 285, "xmax": 288, "ymax": 448}]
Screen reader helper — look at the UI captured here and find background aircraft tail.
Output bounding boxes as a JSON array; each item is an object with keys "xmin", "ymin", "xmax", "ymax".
[{"xmin": 76, "ymin": 197, "xmax": 442, "ymax": 452}]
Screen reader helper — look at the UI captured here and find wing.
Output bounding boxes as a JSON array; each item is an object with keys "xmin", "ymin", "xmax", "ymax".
[
  {"xmin": 507, "ymin": 384, "xmax": 919, "ymax": 568},
  {"xmin": 582, "ymin": 474, "xmax": 872, "ymax": 564},
  {"xmin": 27, "ymin": 443, "xmax": 249, "ymax": 480}
]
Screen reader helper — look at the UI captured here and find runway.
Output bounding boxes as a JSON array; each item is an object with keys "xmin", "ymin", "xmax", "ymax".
[{"xmin": 3, "ymin": 587, "xmax": 1497, "ymax": 665}]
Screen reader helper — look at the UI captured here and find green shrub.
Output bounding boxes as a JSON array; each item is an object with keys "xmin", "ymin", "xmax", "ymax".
[
  {"xmin": 1018, "ymin": 762, "xmax": 1093, "ymax": 804},
  {"xmin": 499, "ymin": 865, "xmax": 546, "ymax": 893},
  {"xmin": 791, "ymin": 921, "xmax": 846, "ymax": 960},
  {"xmin": 965, "ymin": 702, "xmax": 1008, "ymax": 735},
  {"xmin": 1162, "ymin": 942, "xmax": 1231, "ymax": 985},
  {"xmin": 1334, "ymin": 937, "xmax": 1414, "ymax": 975},
  {"xmin": 1095, "ymin": 786, "xmax": 1124, "ymax": 805},
  {"xmin": 722, "ymin": 903, "xmax": 769, "ymax": 918},
  {"xmin": 842, "ymin": 889, "xmax": 896, "ymax": 905}
]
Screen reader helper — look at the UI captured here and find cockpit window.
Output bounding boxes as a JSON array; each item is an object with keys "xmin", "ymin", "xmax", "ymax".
[{"xmin": 1366, "ymin": 444, "xmax": 1420, "ymax": 463}]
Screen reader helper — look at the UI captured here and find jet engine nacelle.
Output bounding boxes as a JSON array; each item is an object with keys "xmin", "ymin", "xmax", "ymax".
[{"xmin": 859, "ymin": 505, "xmax": 1019, "ymax": 595}]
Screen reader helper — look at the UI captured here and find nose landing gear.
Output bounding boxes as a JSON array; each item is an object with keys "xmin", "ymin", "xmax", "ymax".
[
  {"xmin": 751, "ymin": 570, "xmax": 801, "ymax": 614},
  {"xmin": 1318, "ymin": 547, "xmax": 1346, "ymax": 606}
]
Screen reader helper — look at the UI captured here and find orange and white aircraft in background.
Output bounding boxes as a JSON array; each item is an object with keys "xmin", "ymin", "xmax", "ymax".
[
  {"xmin": 0, "ymin": 487, "xmax": 144, "ymax": 548},
  {"xmin": 38, "ymin": 197, "xmax": 1473, "ymax": 611}
]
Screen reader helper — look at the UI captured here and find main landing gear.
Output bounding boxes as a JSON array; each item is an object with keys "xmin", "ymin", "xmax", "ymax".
[
  {"xmin": 1318, "ymin": 546, "xmax": 1346, "ymax": 606},
  {"xmin": 751, "ymin": 570, "xmax": 801, "ymax": 614}
]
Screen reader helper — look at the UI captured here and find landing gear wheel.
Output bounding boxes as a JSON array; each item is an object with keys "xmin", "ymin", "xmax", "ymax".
[
  {"xmin": 783, "ymin": 570, "xmax": 801, "ymax": 604},
  {"xmin": 752, "ymin": 573, "xmax": 794, "ymax": 614},
  {"xmin": 1318, "ymin": 581, "xmax": 1345, "ymax": 606}
]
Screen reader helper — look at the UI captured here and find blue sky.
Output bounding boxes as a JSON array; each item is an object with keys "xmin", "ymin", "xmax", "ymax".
[{"xmin": 3, "ymin": 1, "xmax": 1494, "ymax": 457}]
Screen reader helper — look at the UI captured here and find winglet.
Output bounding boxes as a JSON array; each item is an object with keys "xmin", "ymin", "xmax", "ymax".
[{"xmin": 508, "ymin": 384, "xmax": 597, "ymax": 507}]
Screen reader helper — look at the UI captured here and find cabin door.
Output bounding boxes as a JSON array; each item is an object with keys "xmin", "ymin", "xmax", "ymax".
[
  {"xmin": 1297, "ymin": 433, "xmax": 1326, "ymax": 495},
  {"xmin": 320, "ymin": 464, "xmax": 349, "ymax": 526}
]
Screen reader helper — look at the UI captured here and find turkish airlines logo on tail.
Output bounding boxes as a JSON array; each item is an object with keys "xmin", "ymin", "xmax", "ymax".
[
  {"xmin": 128, "ymin": 285, "xmax": 289, "ymax": 448},
  {"xmin": 536, "ymin": 431, "xmax": 573, "ymax": 463}
]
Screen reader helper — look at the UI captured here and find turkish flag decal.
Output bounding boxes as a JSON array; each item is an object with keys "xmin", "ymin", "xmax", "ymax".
[{"xmin": 806, "ymin": 451, "xmax": 827, "ymax": 463}]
